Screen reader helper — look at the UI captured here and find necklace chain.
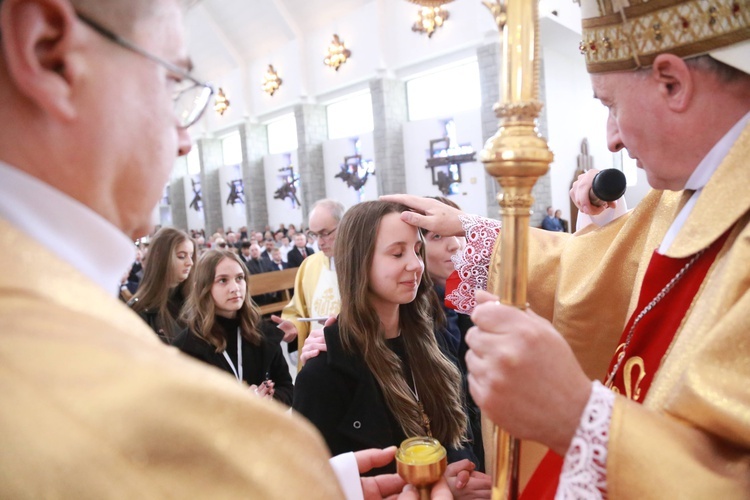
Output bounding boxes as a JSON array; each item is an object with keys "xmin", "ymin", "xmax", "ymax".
[
  {"xmin": 605, "ymin": 249, "xmax": 705, "ymax": 388},
  {"xmin": 406, "ymin": 369, "xmax": 432, "ymax": 437}
]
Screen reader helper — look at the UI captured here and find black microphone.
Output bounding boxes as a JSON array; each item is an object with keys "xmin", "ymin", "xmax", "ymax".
[{"xmin": 589, "ymin": 169, "xmax": 626, "ymax": 207}]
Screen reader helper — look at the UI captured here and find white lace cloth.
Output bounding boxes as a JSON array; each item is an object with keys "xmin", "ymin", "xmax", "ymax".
[
  {"xmin": 448, "ymin": 215, "xmax": 613, "ymax": 497},
  {"xmin": 557, "ymin": 381, "xmax": 613, "ymax": 499},
  {"xmin": 446, "ymin": 214, "xmax": 501, "ymax": 313}
]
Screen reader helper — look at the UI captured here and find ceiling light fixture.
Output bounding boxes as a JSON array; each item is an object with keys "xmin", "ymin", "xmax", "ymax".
[
  {"xmin": 407, "ymin": 0, "xmax": 453, "ymax": 38},
  {"xmin": 213, "ymin": 87, "xmax": 230, "ymax": 115},
  {"xmin": 324, "ymin": 34, "xmax": 352, "ymax": 71},
  {"xmin": 262, "ymin": 65, "xmax": 282, "ymax": 96}
]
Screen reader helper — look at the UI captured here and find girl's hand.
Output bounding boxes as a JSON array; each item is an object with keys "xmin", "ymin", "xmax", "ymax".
[
  {"xmin": 249, "ymin": 380, "xmax": 275, "ymax": 399},
  {"xmin": 445, "ymin": 459, "xmax": 491, "ymax": 499},
  {"xmin": 271, "ymin": 315, "xmax": 299, "ymax": 342}
]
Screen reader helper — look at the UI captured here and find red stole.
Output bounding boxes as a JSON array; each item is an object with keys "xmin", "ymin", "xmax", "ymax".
[{"xmin": 520, "ymin": 230, "xmax": 729, "ymax": 499}]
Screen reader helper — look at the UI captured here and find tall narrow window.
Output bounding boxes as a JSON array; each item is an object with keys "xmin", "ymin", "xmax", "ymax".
[
  {"xmin": 327, "ymin": 90, "xmax": 374, "ymax": 140},
  {"xmin": 406, "ymin": 59, "xmax": 481, "ymax": 121},
  {"xmin": 267, "ymin": 113, "xmax": 298, "ymax": 154},
  {"xmin": 221, "ymin": 130, "xmax": 243, "ymax": 166}
]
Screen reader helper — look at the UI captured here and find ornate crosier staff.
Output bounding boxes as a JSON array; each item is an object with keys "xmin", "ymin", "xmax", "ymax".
[{"xmin": 480, "ymin": 0, "xmax": 554, "ymax": 498}]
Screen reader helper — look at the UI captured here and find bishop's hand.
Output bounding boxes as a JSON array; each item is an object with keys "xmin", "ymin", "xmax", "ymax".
[{"xmin": 465, "ymin": 290, "xmax": 593, "ymax": 456}]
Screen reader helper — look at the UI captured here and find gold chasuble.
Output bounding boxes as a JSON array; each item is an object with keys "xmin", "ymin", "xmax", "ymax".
[
  {"xmin": 0, "ymin": 219, "xmax": 344, "ymax": 499},
  {"xmin": 488, "ymin": 122, "xmax": 750, "ymax": 497}
]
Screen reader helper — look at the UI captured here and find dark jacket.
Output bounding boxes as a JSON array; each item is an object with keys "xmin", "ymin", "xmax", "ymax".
[
  {"xmin": 172, "ymin": 317, "xmax": 293, "ymax": 406},
  {"xmin": 128, "ymin": 287, "xmax": 186, "ymax": 344},
  {"xmin": 286, "ymin": 246, "xmax": 315, "ymax": 268},
  {"xmin": 245, "ymin": 257, "xmax": 275, "ymax": 276},
  {"xmin": 293, "ymin": 322, "xmax": 477, "ymax": 475},
  {"xmin": 267, "ymin": 260, "xmax": 289, "ymax": 271}
]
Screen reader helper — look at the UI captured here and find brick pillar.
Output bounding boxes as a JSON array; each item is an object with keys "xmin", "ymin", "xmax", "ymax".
[
  {"xmin": 370, "ymin": 78, "xmax": 407, "ymax": 195},
  {"xmin": 477, "ymin": 42, "xmax": 552, "ymax": 227},
  {"xmin": 169, "ymin": 155, "xmax": 188, "ymax": 231},
  {"xmin": 294, "ymin": 104, "xmax": 328, "ymax": 221},
  {"xmin": 197, "ymin": 137, "xmax": 224, "ymax": 235},
  {"xmin": 240, "ymin": 123, "xmax": 269, "ymax": 232}
]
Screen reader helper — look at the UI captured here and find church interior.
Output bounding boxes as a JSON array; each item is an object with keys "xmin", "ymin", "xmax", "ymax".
[{"xmin": 164, "ymin": 0, "xmax": 651, "ymax": 234}]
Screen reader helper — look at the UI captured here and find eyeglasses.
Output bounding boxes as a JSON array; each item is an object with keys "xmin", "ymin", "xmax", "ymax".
[
  {"xmin": 217, "ymin": 243, "xmax": 228, "ymax": 248},
  {"xmin": 308, "ymin": 227, "xmax": 337, "ymax": 240},
  {"xmin": 75, "ymin": 11, "xmax": 213, "ymax": 128}
]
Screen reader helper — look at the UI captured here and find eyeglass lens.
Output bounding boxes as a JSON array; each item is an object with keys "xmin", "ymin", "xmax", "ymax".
[{"xmin": 175, "ymin": 85, "xmax": 213, "ymax": 128}]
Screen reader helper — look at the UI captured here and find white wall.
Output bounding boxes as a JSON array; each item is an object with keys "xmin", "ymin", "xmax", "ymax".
[
  {"xmin": 203, "ymin": 68, "xmax": 248, "ymax": 131},
  {"xmin": 385, "ymin": 0, "xmax": 496, "ymax": 72},
  {"xmin": 323, "ymin": 133, "xmax": 378, "ymax": 209},
  {"xmin": 264, "ymin": 151, "xmax": 305, "ymax": 229},
  {"xmin": 307, "ymin": 3, "xmax": 381, "ymax": 97},
  {"xmin": 403, "ymin": 109, "xmax": 487, "ymax": 217},
  {"xmin": 250, "ymin": 42, "xmax": 306, "ymax": 118}
]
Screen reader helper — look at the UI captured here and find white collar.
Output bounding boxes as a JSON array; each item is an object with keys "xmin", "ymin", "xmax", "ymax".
[
  {"xmin": 0, "ymin": 161, "xmax": 136, "ymax": 295},
  {"xmin": 660, "ymin": 111, "xmax": 750, "ymax": 253},
  {"xmin": 684, "ymin": 110, "xmax": 750, "ymax": 191}
]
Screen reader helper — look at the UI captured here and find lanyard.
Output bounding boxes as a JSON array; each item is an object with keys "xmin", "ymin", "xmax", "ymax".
[{"xmin": 221, "ymin": 328, "xmax": 243, "ymax": 383}]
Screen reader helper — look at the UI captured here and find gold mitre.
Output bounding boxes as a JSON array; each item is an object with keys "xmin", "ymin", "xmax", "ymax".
[{"xmin": 579, "ymin": 0, "xmax": 750, "ymax": 74}]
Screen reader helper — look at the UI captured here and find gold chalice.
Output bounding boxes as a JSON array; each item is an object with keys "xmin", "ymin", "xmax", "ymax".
[{"xmin": 396, "ymin": 436, "xmax": 447, "ymax": 500}]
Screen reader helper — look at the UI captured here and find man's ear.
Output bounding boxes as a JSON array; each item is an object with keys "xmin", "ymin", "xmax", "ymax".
[
  {"xmin": 0, "ymin": 0, "xmax": 81, "ymax": 121},
  {"xmin": 651, "ymin": 53, "xmax": 694, "ymax": 113}
]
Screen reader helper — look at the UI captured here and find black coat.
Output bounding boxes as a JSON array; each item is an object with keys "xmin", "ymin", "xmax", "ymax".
[
  {"xmin": 267, "ymin": 260, "xmax": 289, "ymax": 271},
  {"xmin": 286, "ymin": 246, "xmax": 315, "ymax": 268},
  {"xmin": 245, "ymin": 257, "xmax": 275, "ymax": 275},
  {"xmin": 172, "ymin": 317, "xmax": 293, "ymax": 405},
  {"xmin": 128, "ymin": 287, "xmax": 186, "ymax": 344},
  {"xmin": 293, "ymin": 323, "xmax": 477, "ymax": 475}
]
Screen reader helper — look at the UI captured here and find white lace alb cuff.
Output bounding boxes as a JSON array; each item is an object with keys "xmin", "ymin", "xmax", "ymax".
[
  {"xmin": 556, "ymin": 380, "xmax": 614, "ymax": 500},
  {"xmin": 446, "ymin": 215, "xmax": 501, "ymax": 314}
]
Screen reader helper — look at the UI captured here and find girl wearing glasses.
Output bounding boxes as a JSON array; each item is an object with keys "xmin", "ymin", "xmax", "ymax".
[
  {"xmin": 293, "ymin": 201, "xmax": 487, "ymax": 495},
  {"xmin": 172, "ymin": 250, "xmax": 293, "ymax": 405},
  {"xmin": 129, "ymin": 227, "xmax": 195, "ymax": 343}
]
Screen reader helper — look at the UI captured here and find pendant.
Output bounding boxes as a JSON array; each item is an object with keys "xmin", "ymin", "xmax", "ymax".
[{"xmin": 418, "ymin": 401, "xmax": 432, "ymax": 438}]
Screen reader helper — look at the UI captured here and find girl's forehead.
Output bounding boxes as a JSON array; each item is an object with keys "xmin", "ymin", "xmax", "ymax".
[{"xmin": 375, "ymin": 214, "xmax": 420, "ymax": 245}]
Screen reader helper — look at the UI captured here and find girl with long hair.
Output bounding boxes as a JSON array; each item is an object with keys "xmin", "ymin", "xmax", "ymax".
[
  {"xmin": 129, "ymin": 227, "xmax": 195, "ymax": 343},
  {"xmin": 293, "ymin": 201, "xmax": 484, "ymax": 488},
  {"xmin": 172, "ymin": 249, "xmax": 292, "ymax": 405}
]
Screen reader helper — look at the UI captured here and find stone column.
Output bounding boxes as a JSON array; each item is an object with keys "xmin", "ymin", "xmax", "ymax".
[
  {"xmin": 240, "ymin": 123, "xmax": 270, "ymax": 232},
  {"xmin": 169, "ymin": 155, "xmax": 189, "ymax": 231},
  {"xmin": 197, "ymin": 137, "xmax": 224, "ymax": 235},
  {"xmin": 370, "ymin": 78, "xmax": 408, "ymax": 195},
  {"xmin": 294, "ymin": 104, "xmax": 328, "ymax": 222}
]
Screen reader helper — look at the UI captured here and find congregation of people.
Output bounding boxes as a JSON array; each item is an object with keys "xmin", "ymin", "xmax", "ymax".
[
  {"xmin": 2, "ymin": 0, "xmax": 749, "ymax": 498},
  {"xmin": 119, "ymin": 197, "xmax": 492, "ymax": 497}
]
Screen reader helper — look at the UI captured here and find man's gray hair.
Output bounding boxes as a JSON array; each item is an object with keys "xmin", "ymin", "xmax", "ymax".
[
  {"xmin": 635, "ymin": 54, "xmax": 748, "ymax": 83},
  {"xmin": 684, "ymin": 55, "xmax": 748, "ymax": 83},
  {"xmin": 311, "ymin": 199, "xmax": 346, "ymax": 223}
]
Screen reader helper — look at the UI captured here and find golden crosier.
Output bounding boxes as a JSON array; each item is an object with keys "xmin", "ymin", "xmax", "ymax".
[{"xmin": 479, "ymin": 0, "xmax": 554, "ymax": 499}]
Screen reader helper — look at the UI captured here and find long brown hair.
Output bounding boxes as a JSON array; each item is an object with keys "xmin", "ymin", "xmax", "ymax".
[
  {"xmin": 181, "ymin": 249, "xmax": 262, "ymax": 352},
  {"xmin": 130, "ymin": 227, "xmax": 195, "ymax": 341},
  {"xmin": 335, "ymin": 201, "xmax": 466, "ymax": 447}
]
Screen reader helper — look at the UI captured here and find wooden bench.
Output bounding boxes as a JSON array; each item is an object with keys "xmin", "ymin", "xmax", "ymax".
[{"xmin": 246, "ymin": 267, "xmax": 298, "ymax": 316}]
